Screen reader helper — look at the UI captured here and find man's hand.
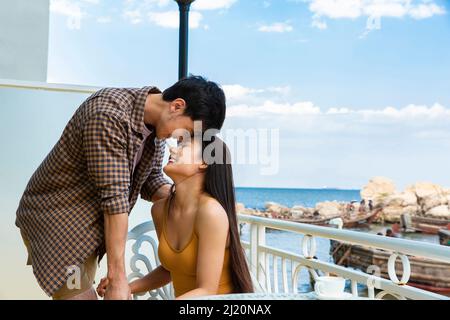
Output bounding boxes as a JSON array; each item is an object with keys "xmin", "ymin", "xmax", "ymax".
[
  {"xmin": 96, "ymin": 277, "xmax": 109, "ymax": 298},
  {"xmin": 104, "ymin": 275, "xmax": 131, "ymax": 300}
]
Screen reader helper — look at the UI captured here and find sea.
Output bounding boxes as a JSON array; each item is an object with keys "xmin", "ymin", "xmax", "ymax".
[{"xmin": 235, "ymin": 187, "xmax": 361, "ymax": 210}]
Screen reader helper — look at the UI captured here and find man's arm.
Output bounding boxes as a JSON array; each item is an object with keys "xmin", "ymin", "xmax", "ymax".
[
  {"xmin": 104, "ymin": 213, "xmax": 131, "ymax": 300},
  {"xmin": 141, "ymin": 138, "xmax": 172, "ymax": 202},
  {"xmin": 82, "ymin": 111, "xmax": 132, "ymax": 300},
  {"xmin": 151, "ymin": 184, "xmax": 171, "ymax": 202}
]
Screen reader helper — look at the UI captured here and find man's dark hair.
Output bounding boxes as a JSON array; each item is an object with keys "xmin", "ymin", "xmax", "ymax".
[{"xmin": 162, "ymin": 75, "xmax": 226, "ymax": 131}]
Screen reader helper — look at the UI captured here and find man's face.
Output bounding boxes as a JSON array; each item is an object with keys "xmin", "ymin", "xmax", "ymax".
[{"xmin": 156, "ymin": 99, "xmax": 195, "ymax": 139}]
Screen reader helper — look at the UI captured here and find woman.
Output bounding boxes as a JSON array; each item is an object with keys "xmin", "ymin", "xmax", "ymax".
[{"xmin": 97, "ymin": 135, "xmax": 253, "ymax": 299}]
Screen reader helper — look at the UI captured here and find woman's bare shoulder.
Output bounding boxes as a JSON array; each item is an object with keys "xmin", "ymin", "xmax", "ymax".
[
  {"xmin": 196, "ymin": 195, "xmax": 229, "ymax": 232},
  {"xmin": 151, "ymin": 198, "xmax": 167, "ymax": 232}
]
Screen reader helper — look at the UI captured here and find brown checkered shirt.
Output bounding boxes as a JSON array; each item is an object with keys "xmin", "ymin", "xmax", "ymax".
[{"xmin": 15, "ymin": 86, "xmax": 171, "ymax": 296}]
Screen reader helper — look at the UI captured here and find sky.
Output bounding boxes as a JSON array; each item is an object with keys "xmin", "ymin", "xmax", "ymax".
[{"xmin": 21, "ymin": 0, "xmax": 450, "ymax": 189}]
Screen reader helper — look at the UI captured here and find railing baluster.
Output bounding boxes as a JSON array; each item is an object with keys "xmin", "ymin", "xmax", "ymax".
[
  {"xmin": 265, "ymin": 253, "xmax": 272, "ymax": 293},
  {"xmin": 249, "ymin": 223, "xmax": 258, "ymax": 278},
  {"xmin": 282, "ymin": 258, "xmax": 288, "ymax": 293},
  {"xmin": 351, "ymin": 280, "xmax": 358, "ymax": 297},
  {"xmin": 292, "ymin": 261, "xmax": 300, "ymax": 294},
  {"xmin": 273, "ymin": 255, "xmax": 279, "ymax": 293},
  {"xmin": 257, "ymin": 224, "xmax": 267, "ymax": 287}
]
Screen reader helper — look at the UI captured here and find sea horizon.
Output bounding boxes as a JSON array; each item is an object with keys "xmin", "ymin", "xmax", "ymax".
[
  {"xmin": 235, "ymin": 187, "xmax": 361, "ymax": 210},
  {"xmin": 235, "ymin": 186, "xmax": 360, "ymax": 191}
]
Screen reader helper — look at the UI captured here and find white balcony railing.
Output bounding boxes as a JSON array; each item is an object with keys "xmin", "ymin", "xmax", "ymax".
[{"xmin": 127, "ymin": 214, "xmax": 450, "ymax": 300}]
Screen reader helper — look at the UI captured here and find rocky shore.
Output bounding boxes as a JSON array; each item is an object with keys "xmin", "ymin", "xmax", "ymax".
[{"xmin": 236, "ymin": 177, "xmax": 450, "ymax": 223}]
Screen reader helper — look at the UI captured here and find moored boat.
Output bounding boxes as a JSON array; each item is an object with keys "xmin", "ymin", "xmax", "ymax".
[
  {"xmin": 401, "ymin": 214, "xmax": 450, "ymax": 235},
  {"xmin": 330, "ymin": 239, "xmax": 450, "ymax": 294}
]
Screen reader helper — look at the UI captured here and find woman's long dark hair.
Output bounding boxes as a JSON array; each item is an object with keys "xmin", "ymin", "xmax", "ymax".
[
  {"xmin": 168, "ymin": 135, "xmax": 254, "ymax": 293},
  {"xmin": 201, "ymin": 136, "xmax": 253, "ymax": 293}
]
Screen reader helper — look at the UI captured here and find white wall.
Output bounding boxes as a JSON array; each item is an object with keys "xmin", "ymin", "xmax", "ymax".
[{"xmin": 0, "ymin": 0, "xmax": 49, "ymax": 81}]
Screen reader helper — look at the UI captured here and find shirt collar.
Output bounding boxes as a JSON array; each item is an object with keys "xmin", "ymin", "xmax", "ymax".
[{"xmin": 131, "ymin": 86, "xmax": 161, "ymax": 136}]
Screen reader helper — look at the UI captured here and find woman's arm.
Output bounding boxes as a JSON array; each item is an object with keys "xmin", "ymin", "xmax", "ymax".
[
  {"xmin": 129, "ymin": 198, "xmax": 171, "ymax": 294},
  {"xmin": 130, "ymin": 265, "xmax": 171, "ymax": 294},
  {"xmin": 176, "ymin": 199, "xmax": 229, "ymax": 300}
]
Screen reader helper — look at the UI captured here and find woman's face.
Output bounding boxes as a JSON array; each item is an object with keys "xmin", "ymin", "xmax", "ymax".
[{"xmin": 163, "ymin": 137, "xmax": 206, "ymax": 181}]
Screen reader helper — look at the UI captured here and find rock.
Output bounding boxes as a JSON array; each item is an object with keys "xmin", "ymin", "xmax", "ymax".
[
  {"xmin": 383, "ymin": 191, "xmax": 418, "ymax": 207},
  {"xmin": 406, "ymin": 182, "xmax": 448, "ymax": 212},
  {"xmin": 265, "ymin": 202, "xmax": 290, "ymax": 216},
  {"xmin": 380, "ymin": 206, "xmax": 403, "ymax": 223},
  {"xmin": 315, "ymin": 201, "xmax": 342, "ymax": 218},
  {"xmin": 425, "ymin": 205, "xmax": 450, "ymax": 218},
  {"xmin": 250, "ymin": 210, "xmax": 265, "ymax": 217},
  {"xmin": 380, "ymin": 205, "xmax": 420, "ymax": 223},
  {"xmin": 444, "ymin": 188, "xmax": 450, "ymax": 204},
  {"xmin": 236, "ymin": 203, "xmax": 246, "ymax": 214},
  {"xmin": 360, "ymin": 177, "xmax": 396, "ymax": 207},
  {"xmin": 407, "ymin": 182, "xmax": 443, "ymax": 198},
  {"xmin": 290, "ymin": 206, "xmax": 307, "ymax": 219}
]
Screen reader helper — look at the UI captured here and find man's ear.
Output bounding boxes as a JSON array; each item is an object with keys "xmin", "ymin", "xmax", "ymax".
[
  {"xmin": 169, "ymin": 98, "xmax": 187, "ymax": 115},
  {"xmin": 199, "ymin": 163, "xmax": 208, "ymax": 171}
]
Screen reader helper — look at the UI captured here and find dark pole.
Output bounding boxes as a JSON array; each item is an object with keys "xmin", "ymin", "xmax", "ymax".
[{"xmin": 175, "ymin": 0, "xmax": 195, "ymax": 80}]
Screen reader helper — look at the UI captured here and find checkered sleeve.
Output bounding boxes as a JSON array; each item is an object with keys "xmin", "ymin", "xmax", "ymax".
[
  {"xmin": 83, "ymin": 111, "xmax": 131, "ymax": 215},
  {"xmin": 140, "ymin": 139, "xmax": 171, "ymax": 202}
]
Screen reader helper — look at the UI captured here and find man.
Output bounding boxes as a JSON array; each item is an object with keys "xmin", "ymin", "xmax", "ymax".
[{"xmin": 15, "ymin": 76, "xmax": 226, "ymax": 300}]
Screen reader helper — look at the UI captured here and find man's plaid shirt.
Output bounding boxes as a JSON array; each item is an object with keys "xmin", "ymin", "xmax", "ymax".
[{"xmin": 15, "ymin": 86, "xmax": 170, "ymax": 296}]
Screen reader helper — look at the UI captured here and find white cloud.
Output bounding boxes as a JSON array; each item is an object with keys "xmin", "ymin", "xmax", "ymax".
[
  {"xmin": 223, "ymin": 84, "xmax": 291, "ymax": 101},
  {"xmin": 227, "ymin": 97, "xmax": 450, "ymax": 123},
  {"xmin": 50, "ymin": 0, "xmax": 84, "ymax": 30},
  {"xmin": 224, "ymin": 85, "xmax": 450, "ymax": 123},
  {"xmin": 227, "ymin": 84, "xmax": 450, "ymax": 123},
  {"xmin": 148, "ymin": 10, "xmax": 203, "ymax": 29},
  {"xmin": 408, "ymin": 3, "xmax": 446, "ymax": 19},
  {"xmin": 307, "ymin": 0, "xmax": 446, "ymax": 30},
  {"xmin": 122, "ymin": 0, "xmax": 226, "ymax": 28},
  {"xmin": 124, "ymin": 0, "xmax": 171, "ymax": 7},
  {"xmin": 228, "ymin": 101, "xmax": 321, "ymax": 117},
  {"xmin": 192, "ymin": 0, "xmax": 237, "ymax": 11},
  {"xmin": 123, "ymin": 10, "xmax": 143, "ymax": 24},
  {"xmin": 50, "ymin": 0, "xmax": 100, "ymax": 30},
  {"xmin": 258, "ymin": 22, "xmax": 294, "ymax": 33},
  {"xmin": 309, "ymin": 0, "xmax": 362, "ymax": 19},
  {"xmin": 267, "ymin": 86, "xmax": 292, "ymax": 95},
  {"xmin": 358, "ymin": 103, "xmax": 450, "ymax": 120},
  {"xmin": 223, "ymin": 85, "xmax": 262, "ymax": 100}
]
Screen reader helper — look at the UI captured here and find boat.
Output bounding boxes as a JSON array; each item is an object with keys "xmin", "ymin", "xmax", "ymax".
[
  {"xmin": 289, "ymin": 215, "xmax": 342, "ymax": 226},
  {"xmin": 330, "ymin": 239, "xmax": 450, "ymax": 294},
  {"xmin": 401, "ymin": 214, "xmax": 450, "ymax": 235},
  {"xmin": 269, "ymin": 208, "xmax": 381, "ymax": 228},
  {"xmin": 411, "ymin": 216, "xmax": 450, "ymax": 234},
  {"xmin": 340, "ymin": 208, "xmax": 382, "ymax": 228}
]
